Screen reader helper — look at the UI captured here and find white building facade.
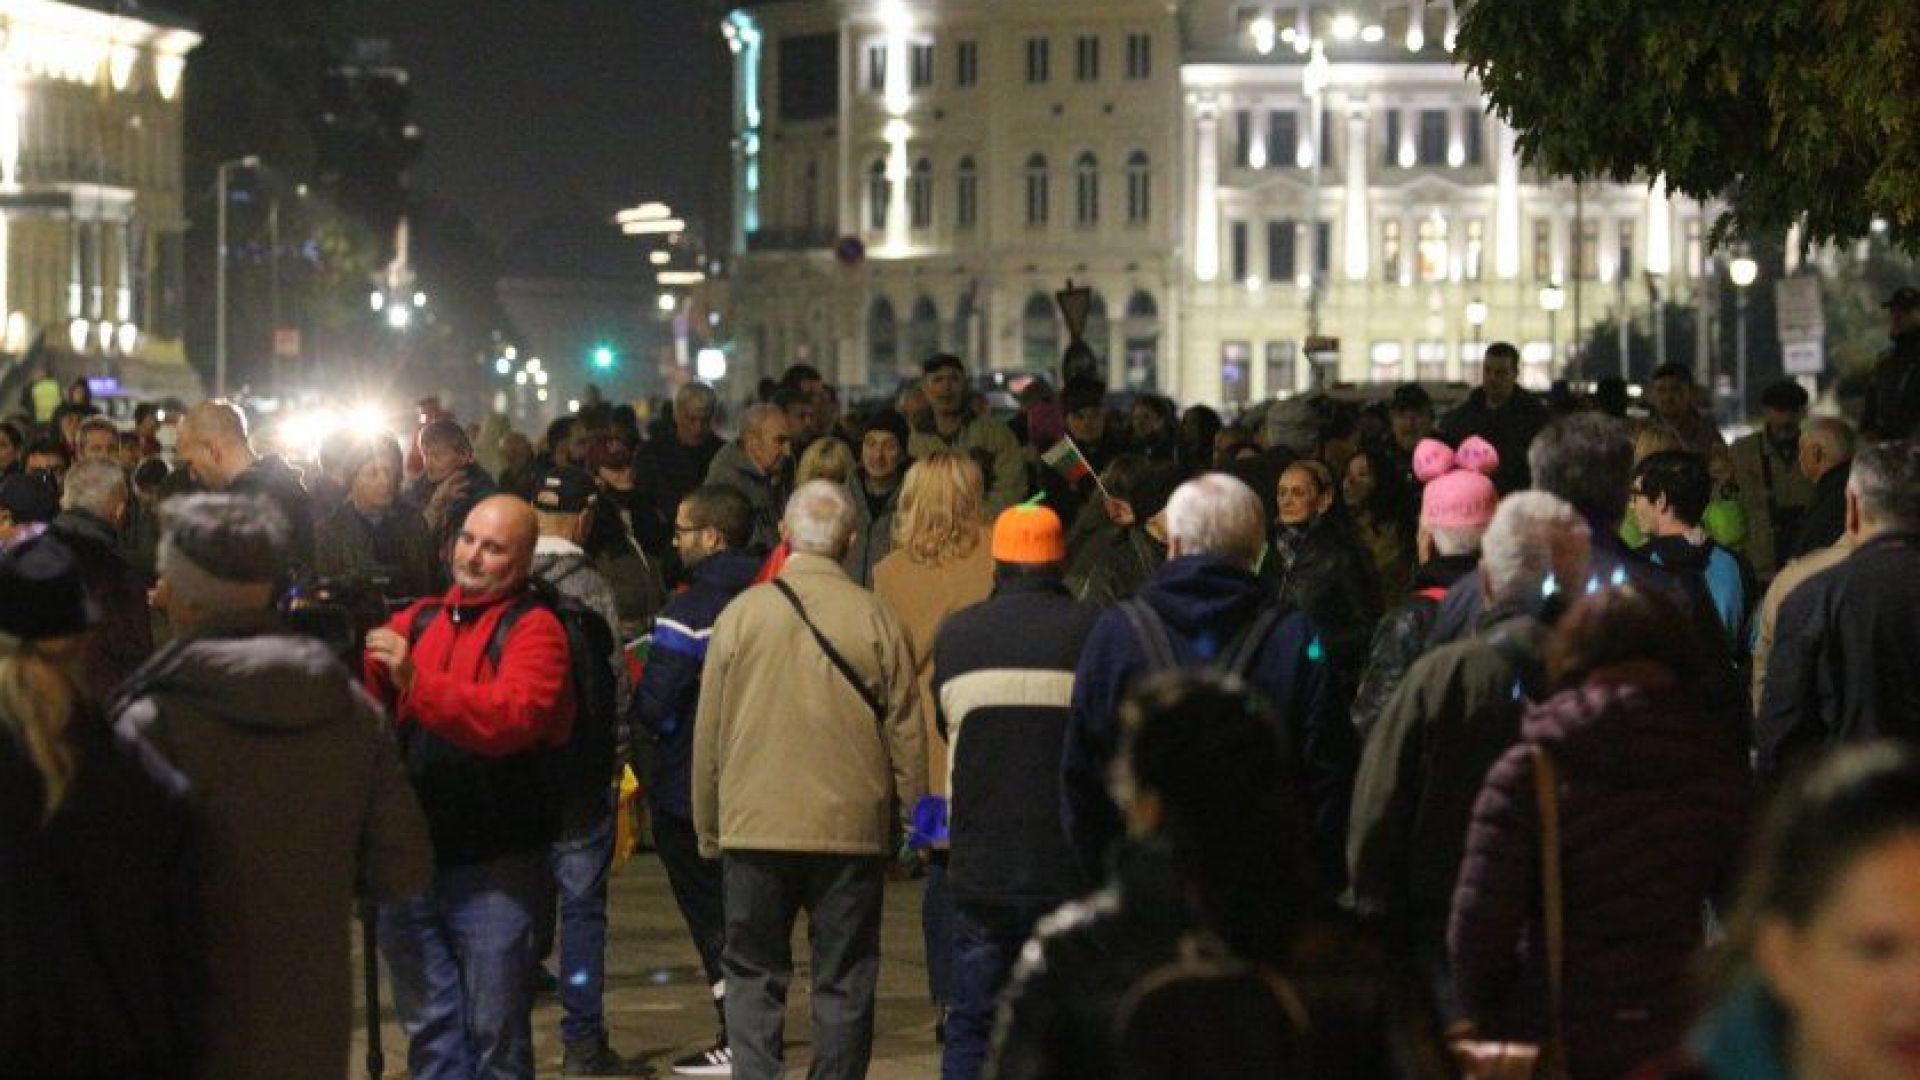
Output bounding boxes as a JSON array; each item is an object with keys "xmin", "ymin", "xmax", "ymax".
[{"xmin": 724, "ymin": 0, "xmax": 1718, "ymax": 406}]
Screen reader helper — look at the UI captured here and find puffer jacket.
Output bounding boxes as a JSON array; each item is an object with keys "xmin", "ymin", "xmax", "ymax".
[
  {"xmin": 1449, "ymin": 664, "xmax": 1751, "ymax": 1080},
  {"xmin": 1349, "ymin": 554, "xmax": 1479, "ymax": 742}
]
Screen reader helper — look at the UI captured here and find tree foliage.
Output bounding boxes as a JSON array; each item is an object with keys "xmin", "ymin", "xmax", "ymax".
[{"xmin": 1457, "ymin": 0, "xmax": 1920, "ymax": 252}]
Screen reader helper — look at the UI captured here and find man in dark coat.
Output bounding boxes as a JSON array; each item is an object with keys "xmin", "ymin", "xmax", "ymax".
[
  {"xmin": 405, "ymin": 418, "xmax": 498, "ymax": 585},
  {"xmin": 1437, "ymin": 343, "xmax": 1550, "ymax": 493},
  {"xmin": 1860, "ymin": 286, "xmax": 1920, "ymax": 441},
  {"xmin": 1789, "ymin": 417, "xmax": 1855, "ymax": 559},
  {"xmin": 1758, "ymin": 439, "xmax": 1920, "ymax": 778},
  {"xmin": 1065, "ymin": 473, "xmax": 1348, "ymax": 886},
  {"xmin": 176, "ymin": 400, "xmax": 315, "ymax": 566},
  {"xmin": 932, "ymin": 503, "xmax": 1100, "ymax": 1080},
  {"xmin": 640, "ymin": 383, "xmax": 726, "ymax": 540},
  {"xmin": 47, "ymin": 459, "xmax": 152, "ymax": 697}
]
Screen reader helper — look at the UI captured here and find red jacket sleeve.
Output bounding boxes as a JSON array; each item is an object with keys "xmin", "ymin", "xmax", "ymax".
[{"xmin": 399, "ymin": 607, "xmax": 576, "ymax": 757}]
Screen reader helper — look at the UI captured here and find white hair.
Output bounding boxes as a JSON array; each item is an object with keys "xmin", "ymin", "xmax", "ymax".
[
  {"xmin": 1480, "ymin": 492, "xmax": 1590, "ymax": 606},
  {"xmin": 60, "ymin": 459, "xmax": 127, "ymax": 518},
  {"xmin": 783, "ymin": 479, "xmax": 857, "ymax": 557},
  {"xmin": 1428, "ymin": 523, "xmax": 1488, "ymax": 558},
  {"xmin": 1164, "ymin": 472, "xmax": 1266, "ymax": 569}
]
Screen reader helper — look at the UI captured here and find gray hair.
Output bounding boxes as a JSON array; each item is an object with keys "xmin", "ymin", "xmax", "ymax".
[
  {"xmin": 782, "ymin": 479, "xmax": 857, "ymax": 557},
  {"xmin": 1428, "ymin": 523, "xmax": 1488, "ymax": 558},
  {"xmin": 1848, "ymin": 439, "xmax": 1920, "ymax": 532},
  {"xmin": 158, "ymin": 494, "xmax": 289, "ymax": 614},
  {"xmin": 1528, "ymin": 413, "xmax": 1633, "ymax": 525},
  {"xmin": 1480, "ymin": 492, "xmax": 1590, "ymax": 606},
  {"xmin": 675, "ymin": 381, "xmax": 718, "ymax": 415},
  {"xmin": 60, "ymin": 459, "xmax": 127, "ymax": 518},
  {"xmin": 741, "ymin": 402, "xmax": 784, "ymax": 441},
  {"xmin": 1164, "ymin": 472, "xmax": 1266, "ymax": 569}
]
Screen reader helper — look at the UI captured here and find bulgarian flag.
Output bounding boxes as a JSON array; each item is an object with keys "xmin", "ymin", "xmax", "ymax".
[{"xmin": 1042, "ymin": 436, "xmax": 1093, "ymax": 485}]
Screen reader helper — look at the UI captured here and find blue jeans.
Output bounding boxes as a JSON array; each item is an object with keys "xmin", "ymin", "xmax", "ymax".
[
  {"xmin": 551, "ymin": 809, "xmax": 617, "ymax": 1045},
  {"xmin": 379, "ymin": 851, "xmax": 546, "ymax": 1080},
  {"xmin": 942, "ymin": 901, "xmax": 1054, "ymax": 1080}
]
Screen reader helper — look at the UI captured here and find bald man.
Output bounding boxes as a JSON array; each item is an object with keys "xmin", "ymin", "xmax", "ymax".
[
  {"xmin": 364, "ymin": 494, "xmax": 578, "ymax": 1080},
  {"xmin": 1791, "ymin": 417, "xmax": 1856, "ymax": 558},
  {"xmin": 177, "ymin": 398, "xmax": 315, "ymax": 564}
]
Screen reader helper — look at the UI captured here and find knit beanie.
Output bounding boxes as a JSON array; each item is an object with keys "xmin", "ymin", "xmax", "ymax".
[
  {"xmin": 1415, "ymin": 436, "xmax": 1500, "ymax": 528},
  {"xmin": 862, "ymin": 408, "xmax": 911, "ymax": 452},
  {"xmin": 992, "ymin": 502, "xmax": 1066, "ymax": 564}
]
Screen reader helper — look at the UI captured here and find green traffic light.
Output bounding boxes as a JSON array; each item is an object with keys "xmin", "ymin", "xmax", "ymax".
[{"xmin": 592, "ymin": 345, "xmax": 615, "ymax": 369}]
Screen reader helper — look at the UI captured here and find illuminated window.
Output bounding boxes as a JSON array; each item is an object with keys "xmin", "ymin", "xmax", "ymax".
[
  {"xmin": 1576, "ymin": 219, "xmax": 1600, "ymax": 280},
  {"xmin": 1266, "ymin": 341, "xmax": 1298, "ymax": 395},
  {"xmin": 1370, "ymin": 341, "xmax": 1405, "ymax": 382},
  {"xmin": 1533, "ymin": 219, "xmax": 1553, "ymax": 280},
  {"xmin": 1617, "ymin": 220, "xmax": 1636, "ymax": 278},
  {"xmin": 1415, "ymin": 339, "xmax": 1448, "ymax": 381},
  {"xmin": 1075, "ymin": 152, "xmax": 1100, "ymax": 226},
  {"xmin": 1382, "ymin": 219, "xmax": 1403, "ymax": 283},
  {"xmin": 1463, "ymin": 218, "xmax": 1485, "ymax": 282},
  {"xmin": 1025, "ymin": 154, "xmax": 1049, "ymax": 226},
  {"xmin": 1126, "ymin": 151, "xmax": 1151, "ymax": 224},
  {"xmin": 1416, "ymin": 213, "xmax": 1448, "ymax": 282},
  {"xmin": 1222, "ymin": 341, "xmax": 1252, "ymax": 406}
]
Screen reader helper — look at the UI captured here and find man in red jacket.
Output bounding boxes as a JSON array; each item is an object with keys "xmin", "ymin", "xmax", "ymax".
[{"xmin": 365, "ymin": 494, "xmax": 578, "ymax": 1080}]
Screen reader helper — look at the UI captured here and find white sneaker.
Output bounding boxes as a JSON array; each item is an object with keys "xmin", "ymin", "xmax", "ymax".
[{"xmin": 670, "ymin": 1040, "xmax": 731, "ymax": 1076}]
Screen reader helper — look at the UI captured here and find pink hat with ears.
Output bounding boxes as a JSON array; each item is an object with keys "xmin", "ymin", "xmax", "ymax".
[{"xmin": 1415, "ymin": 436, "xmax": 1501, "ymax": 529}]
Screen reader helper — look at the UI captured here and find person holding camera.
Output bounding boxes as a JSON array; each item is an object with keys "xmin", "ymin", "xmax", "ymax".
[{"xmin": 113, "ymin": 493, "xmax": 432, "ymax": 1080}]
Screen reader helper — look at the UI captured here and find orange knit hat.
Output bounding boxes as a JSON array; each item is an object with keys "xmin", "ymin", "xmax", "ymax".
[{"xmin": 992, "ymin": 502, "xmax": 1066, "ymax": 563}]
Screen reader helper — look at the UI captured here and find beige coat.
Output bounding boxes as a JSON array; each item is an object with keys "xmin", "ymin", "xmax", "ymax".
[
  {"xmin": 693, "ymin": 553, "xmax": 927, "ymax": 858},
  {"xmin": 1729, "ymin": 431, "xmax": 1817, "ymax": 579},
  {"xmin": 1750, "ymin": 537, "xmax": 1853, "ymax": 713},
  {"xmin": 873, "ymin": 530, "xmax": 995, "ymax": 799}
]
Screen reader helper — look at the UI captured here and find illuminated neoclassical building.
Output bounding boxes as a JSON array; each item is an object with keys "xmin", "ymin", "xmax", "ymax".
[
  {"xmin": 722, "ymin": 0, "xmax": 1718, "ymax": 405},
  {"xmin": 0, "ymin": 0, "xmax": 200, "ymax": 399}
]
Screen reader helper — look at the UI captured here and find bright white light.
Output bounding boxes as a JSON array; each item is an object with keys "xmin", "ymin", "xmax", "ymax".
[
  {"xmin": 1465, "ymin": 299, "xmax": 1489, "ymax": 326},
  {"xmin": 96, "ymin": 320, "xmax": 112, "ymax": 350},
  {"xmin": 350, "ymin": 404, "xmax": 385, "ymax": 434},
  {"xmin": 1539, "ymin": 284, "xmax": 1566, "ymax": 312},
  {"xmin": 657, "ymin": 294, "xmax": 678, "ymax": 313},
  {"xmin": 1250, "ymin": 15, "xmax": 1277, "ymax": 55},
  {"xmin": 1447, "ymin": 140, "xmax": 1465, "ymax": 167},
  {"xmin": 1245, "ymin": 275, "xmax": 1263, "ymax": 292},
  {"xmin": 68, "ymin": 318, "xmax": 88, "ymax": 353},
  {"xmin": 370, "ymin": 291, "xmax": 385, "ymax": 312},
  {"xmin": 1296, "ymin": 272, "xmax": 1313, "ymax": 290},
  {"xmin": 1729, "ymin": 256, "xmax": 1760, "ymax": 288},
  {"xmin": 505, "ymin": 345, "xmax": 518, "ymax": 360},
  {"xmin": 649, "ymin": 251, "xmax": 671, "ymax": 266},
  {"xmin": 116, "ymin": 322, "xmax": 138, "ymax": 355},
  {"xmin": 616, "ymin": 202, "xmax": 674, "ymax": 224},
  {"xmin": 1331, "ymin": 13, "xmax": 1360, "ymax": 41},
  {"xmin": 696, "ymin": 347, "xmax": 728, "ymax": 380},
  {"xmin": 1248, "ymin": 141, "xmax": 1268, "ymax": 170},
  {"xmin": 386, "ymin": 304, "xmax": 412, "ymax": 330},
  {"xmin": 4, "ymin": 313, "xmax": 28, "ymax": 354},
  {"xmin": 526, "ymin": 357, "xmax": 543, "ymax": 373},
  {"xmin": 1280, "ymin": 26, "xmax": 1297, "ymax": 44},
  {"xmin": 515, "ymin": 371, "xmax": 529, "ymax": 386},
  {"xmin": 535, "ymin": 371, "xmax": 549, "ymax": 386},
  {"xmin": 495, "ymin": 357, "xmax": 512, "ymax": 375},
  {"xmin": 622, "ymin": 218, "xmax": 688, "ymax": 236},
  {"xmin": 412, "ymin": 291, "xmax": 427, "ymax": 308},
  {"xmin": 658, "ymin": 271, "xmax": 707, "ymax": 286},
  {"xmin": 884, "ymin": 118, "xmax": 912, "ymax": 143},
  {"xmin": 537, "ymin": 389, "xmax": 549, "ymax": 403},
  {"xmin": 567, "ymin": 399, "xmax": 581, "ymax": 414},
  {"xmin": 1398, "ymin": 141, "xmax": 1416, "ymax": 168},
  {"xmin": 878, "ymin": 0, "xmax": 911, "ymax": 33},
  {"xmin": 1360, "ymin": 23, "xmax": 1385, "ymax": 43}
]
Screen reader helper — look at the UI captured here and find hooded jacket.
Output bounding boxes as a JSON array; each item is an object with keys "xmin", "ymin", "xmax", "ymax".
[
  {"xmin": 114, "ymin": 611, "xmax": 432, "ymax": 1080},
  {"xmin": 1449, "ymin": 666, "xmax": 1750, "ymax": 1080},
  {"xmin": 703, "ymin": 440, "xmax": 788, "ymax": 554},
  {"xmin": 631, "ymin": 548, "xmax": 761, "ymax": 819},
  {"xmin": 1065, "ymin": 555, "xmax": 1348, "ymax": 885}
]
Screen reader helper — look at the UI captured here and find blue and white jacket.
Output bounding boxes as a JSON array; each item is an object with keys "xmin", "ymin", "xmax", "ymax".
[{"xmin": 630, "ymin": 549, "xmax": 761, "ymax": 819}]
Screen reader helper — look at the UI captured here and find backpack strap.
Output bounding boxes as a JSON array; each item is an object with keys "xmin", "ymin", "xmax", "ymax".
[
  {"xmin": 1118, "ymin": 599, "xmax": 1180, "ymax": 674},
  {"xmin": 407, "ymin": 602, "xmax": 443, "ymax": 645},
  {"xmin": 1218, "ymin": 606, "xmax": 1289, "ymax": 681}
]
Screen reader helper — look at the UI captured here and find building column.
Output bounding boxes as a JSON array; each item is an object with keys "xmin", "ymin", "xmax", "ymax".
[
  {"xmin": 1194, "ymin": 95, "xmax": 1221, "ymax": 283},
  {"xmin": 1342, "ymin": 103, "xmax": 1370, "ymax": 282},
  {"xmin": 1494, "ymin": 121, "xmax": 1521, "ymax": 280}
]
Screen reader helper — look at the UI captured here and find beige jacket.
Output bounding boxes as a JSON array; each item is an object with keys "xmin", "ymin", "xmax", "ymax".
[
  {"xmin": 1750, "ymin": 537, "xmax": 1854, "ymax": 713},
  {"xmin": 1729, "ymin": 431, "xmax": 1817, "ymax": 580},
  {"xmin": 693, "ymin": 553, "xmax": 927, "ymax": 858},
  {"xmin": 873, "ymin": 531, "xmax": 996, "ymax": 799}
]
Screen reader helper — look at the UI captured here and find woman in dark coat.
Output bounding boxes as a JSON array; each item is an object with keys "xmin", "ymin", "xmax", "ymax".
[
  {"xmin": 0, "ymin": 534, "xmax": 199, "ymax": 1077},
  {"xmin": 1449, "ymin": 586, "xmax": 1752, "ymax": 1080},
  {"xmin": 1265, "ymin": 459, "xmax": 1384, "ymax": 703}
]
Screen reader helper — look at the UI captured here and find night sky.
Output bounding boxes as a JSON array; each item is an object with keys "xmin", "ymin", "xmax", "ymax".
[{"xmin": 383, "ymin": 0, "xmax": 724, "ymax": 249}]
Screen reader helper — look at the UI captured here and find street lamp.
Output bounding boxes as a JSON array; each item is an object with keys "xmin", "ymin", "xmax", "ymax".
[
  {"xmin": 215, "ymin": 154, "xmax": 261, "ymax": 398},
  {"xmin": 1464, "ymin": 298, "xmax": 1488, "ymax": 345},
  {"xmin": 1729, "ymin": 255, "xmax": 1760, "ymax": 418},
  {"xmin": 1539, "ymin": 283, "xmax": 1567, "ymax": 370}
]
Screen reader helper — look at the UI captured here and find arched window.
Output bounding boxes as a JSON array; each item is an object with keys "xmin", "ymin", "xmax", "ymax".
[
  {"xmin": 1075, "ymin": 152, "xmax": 1100, "ymax": 226},
  {"xmin": 1024, "ymin": 154, "xmax": 1049, "ymax": 227},
  {"xmin": 1123, "ymin": 291, "xmax": 1161, "ymax": 390},
  {"xmin": 1022, "ymin": 291, "xmax": 1060, "ymax": 367},
  {"xmin": 869, "ymin": 296, "xmax": 898, "ymax": 374},
  {"xmin": 909, "ymin": 157, "xmax": 934, "ymax": 229},
  {"xmin": 1126, "ymin": 151, "xmax": 1151, "ymax": 224},
  {"xmin": 907, "ymin": 296, "xmax": 941, "ymax": 362},
  {"xmin": 867, "ymin": 158, "xmax": 888, "ymax": 231},
  {"xmin": 955, "ymin": 156, "xmax": 978, "ymax": 230}
]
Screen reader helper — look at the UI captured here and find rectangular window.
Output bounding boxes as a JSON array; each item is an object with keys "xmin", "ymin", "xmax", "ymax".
[
  {"xmin": 1417, "ymin": 109, "xmax": 1447, "ymax": 166},
  {"xmin": 1314, "ymin": 221, "xmax": 1332, "ymax": 279},
  {"xmin": 1076, "ymin": 36, "xmax": 1100, "ymax": 82},
  {"xmin": 1269, "ymin": 111, "xmax": 1298, "ymax": 169},
  {"xmin": 1382, "ymin": 219, "xmax": 1403, "ymax": 283},
  {"xmin": 1126, "ymin": 33, "xmax": 1152, "ymax": 79},
  {"xmin": 1533, "ymin": 219, "xmax": 1553, "ymax": 281},
  {"xmin": 1577, "ymin": 219, "xmax": 1600, "ymax": 280},
  {"xmin": 867, "ymin": 44, "xmax": 888, "ymax": 92},
  {"xmin": 1415, "ymin": 339, "xmax": 1448, "ymax": 382},
  {"xmin": 1464, "ymin": 108, "xmax": 1485, "ymax": 165},
  {"xmin": 1464, "ymin": 218, "xmax": 1485, "ymax": 282},
  {"xmin": 1234, "ymin": 109, "xmax": 1252, "ymax": 169},
  {"xmin": 1026, "ymin": 37, "xmax": 1050, "ymax": 83},
  {"xmin": 1383, "ymin": 110, "xmax": 1402, "ymax": 167},
  {"xmin": 958, "ymin": 168, "xmax": 978, "ymax": 229},
  {"xmin": 1370, "ymin": 341, "xmax": 1405, "ymax": 382},
  {"xmin": 1268, "ymin": 220, "xmax": 1297, "ymax": 283},
  {"xmin": 1320, "ymin": 116, "xmax": 1336, "ymax": 171},
  {"xmin": 1617, "ymin": 220, "xmax": 1636, "ymax": 279},
  {"xmin": 1231, "ymin": 221, "xmax": 1250, "ymax": 283},
  {"xmin": 1026, "ymin": 167, "xmax": 1048, "ymax": 226},
  {"xmin": 1127, "ymin": 158, "xmax": 1151, "ymax": 224},
  {"xmin": 1222, "ymin": 341, "xmax": 1253, "ymax": 407},
  {"xmin": 911, "ymin": 44, "xmax": 934, "ymax": 89},
  {"xmin": 1266, "ymin": 341, "xmax": 1298, "ymax": 396},
  {"xmin": 956, "ymin": 40, "xmax": 979, "ymax": 87}
]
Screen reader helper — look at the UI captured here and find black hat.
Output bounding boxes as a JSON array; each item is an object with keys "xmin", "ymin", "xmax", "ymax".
[
  {"xmin": 0, "ymin": 472, "xmax": 58, "ymax": 526},
  {"xmin": 1389, "ymin": 383, "xmax": 1433, "ymax": 413},
  {"xmin": 0, "ymin": 532, "xmax": 94, "ymax": 641},
  {"xmin": 532, "ymin": 466, "xmax": 598, "ymax": 514},
  {"xmin": 1061, "ymin": 376, "xmax": 1107, "ymax": 415},
  {"xmin": 861, "ymin": 408, "xmax": 911, "ymax": 452},
  {"xmin": 1884, "ymin": 286, "xmax": 1920, "ymax": 311}
]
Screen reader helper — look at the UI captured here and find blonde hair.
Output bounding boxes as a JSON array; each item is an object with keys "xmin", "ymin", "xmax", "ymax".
[
  {"xmin": 0, "ymin": 634, "xmax": 81, "ymax": 821},
  {"xmin": 1633, "ymin": 423, "xmax": 1684, "ymax": 464},
  {"xmin": 892, "ymin": 451, "xmax": 985, "ymax": 565},
  {"xmin": 796, "ymin": 436, "xmax": 855, "ymax": 487}
]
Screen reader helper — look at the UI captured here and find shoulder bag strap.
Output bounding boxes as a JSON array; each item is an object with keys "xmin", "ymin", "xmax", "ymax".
[
  {"xmin": 1219, "ymin": 606, "xmax": 1288, "ymax": 681},
  {"xmin": 1531, "ymin": 743, "xmax": 1569, "ymax": 1080},
  {"xmin": 1117, "ymin": 598, "xmax": 1181, "ymax": 674},
  {"xmin": 770, "ymin": 578, "xmax": 886, "ymax": 726}
]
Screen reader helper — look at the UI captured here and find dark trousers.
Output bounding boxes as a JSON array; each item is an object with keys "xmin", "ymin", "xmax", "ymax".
[
  {"xmin": 722, "ymin": 851, "xmax": 885, "ymax": 1080},
  {"xmin": 379, "ymin": 851, "xmax": 545, "ymax": 1080},
  {"xmin": 653, "ymin": 810, "xmax": 729, "ymax": 1026},
  {"xmin": 942, "ymin": 900, "xmax": 1055, "ymax": 1080},
  {"xmin": 550, "ymin": 810, "xmax": 617, "ymax": 1045},
  {"xmin": 923, "ymin": 853, "xmax": 954, "ymax": 1007}
]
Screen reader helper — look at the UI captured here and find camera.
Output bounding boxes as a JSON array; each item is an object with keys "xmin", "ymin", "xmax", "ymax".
[{"xmin": 280, "ymin": 575, "xmax": 394, "ymax": 665}]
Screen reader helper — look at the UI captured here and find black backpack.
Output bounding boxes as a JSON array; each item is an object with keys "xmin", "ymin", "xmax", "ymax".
[{"xmin": 408, "ymin": 576, "xmax": 621, "ymax": 834}]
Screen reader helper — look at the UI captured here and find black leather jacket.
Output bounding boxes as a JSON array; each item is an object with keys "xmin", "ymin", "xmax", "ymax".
[{"xmin": 1349, "ymin": 554, "xmax": 1481, "ymax": 742}]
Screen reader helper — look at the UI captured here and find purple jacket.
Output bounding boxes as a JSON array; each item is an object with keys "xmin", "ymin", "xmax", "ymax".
[{"xmin": 1449, "ymin": 664, "xmax": 1750, "ymax": 1080}]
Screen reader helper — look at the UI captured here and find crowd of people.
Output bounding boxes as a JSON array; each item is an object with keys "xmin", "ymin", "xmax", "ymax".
[{"xmin": 2, "ymin": 282, "xmax": 1919, "ymax": 1080}]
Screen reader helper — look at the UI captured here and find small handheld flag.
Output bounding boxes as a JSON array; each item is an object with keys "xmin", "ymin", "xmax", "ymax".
[{"xmin": 1041, "ymin": 436, "xmax": 1092, "ymax": 486}]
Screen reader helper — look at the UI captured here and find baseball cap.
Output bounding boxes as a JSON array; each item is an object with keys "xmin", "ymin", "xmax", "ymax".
[
  {"xmin": 991, "ymin": 503, "xmax": 1066, "ymax": 564},
  {"xmin": 1883, "ymin": 286, "xmax": 1920, "ymax": 311},
  {"xmin": 532, "ymin": 466, "xmax": 598, "ymax": 514},
  {"xmin": 0, "ymin": 472, "xmax": 59, "ymax": 526}
]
